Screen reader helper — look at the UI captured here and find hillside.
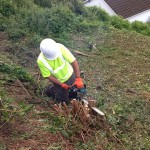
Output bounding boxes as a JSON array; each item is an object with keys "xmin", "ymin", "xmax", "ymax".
[{"xmin": 0, "ymin": 0, "xmax": 150, "ymax": 149}]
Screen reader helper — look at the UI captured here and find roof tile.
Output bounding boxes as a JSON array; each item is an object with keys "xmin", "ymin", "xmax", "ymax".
[{"xmin": 105, "ymin": 0, "xmax": 150, "ymax": 18}]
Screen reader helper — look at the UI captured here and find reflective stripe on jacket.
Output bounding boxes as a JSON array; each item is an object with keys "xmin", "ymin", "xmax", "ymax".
[{"xmin": 38, "ymin": 54, "xmax": 71, "ymax": 80}]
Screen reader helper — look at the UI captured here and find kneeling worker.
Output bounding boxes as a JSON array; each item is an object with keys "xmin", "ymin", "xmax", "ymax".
[{"xmin": 37, "ymin": 38, "xmax": 84, "ymax": 104}]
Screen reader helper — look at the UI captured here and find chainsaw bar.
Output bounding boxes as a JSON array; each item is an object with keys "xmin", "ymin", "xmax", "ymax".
[{"xmin": 82, "ymin": 99, "xmax": 105, "ymax": 116}]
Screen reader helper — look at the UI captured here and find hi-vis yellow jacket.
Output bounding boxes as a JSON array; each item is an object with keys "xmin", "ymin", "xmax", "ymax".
[{"xmin": 37, "ymin": 43, "xmax": 75, "ymax": 83}]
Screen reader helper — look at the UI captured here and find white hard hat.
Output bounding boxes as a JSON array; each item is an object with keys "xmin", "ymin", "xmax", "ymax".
[{"xmin": 40, "ymin": 38, "xmax": 61, "ymax": 60}]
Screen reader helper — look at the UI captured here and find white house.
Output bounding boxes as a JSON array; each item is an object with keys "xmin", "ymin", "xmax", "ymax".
[
  {"xmin": 84, "ymin": 0, "xmax": 150, "ymax": 23},
  {"xmin": 127, "ymin": 10, "xmax": 150, "ymax": 23}
]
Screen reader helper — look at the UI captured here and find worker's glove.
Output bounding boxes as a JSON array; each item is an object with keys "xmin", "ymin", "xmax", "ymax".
[
  {"xmin": 61, "ymin": 83, "xmax": 70, "ymax": 90},
  {"xmin": 73, "ymin": 77, "xmax": 84, "ymax": 89}
]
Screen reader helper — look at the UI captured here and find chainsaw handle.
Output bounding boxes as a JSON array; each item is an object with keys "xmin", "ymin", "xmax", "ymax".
[
  {"xmin": 68, "ymin": 85, "xmax": 78, "ymax": 93},
  {"xmin": 68, "ymin": 84, "xmax": 86, "ymax": 93}
]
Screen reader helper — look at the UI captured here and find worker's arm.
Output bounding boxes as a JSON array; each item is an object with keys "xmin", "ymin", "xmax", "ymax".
[
  {"xmin": 71, "ymin": 60, "xmax": 80, "ymax": 78},
  {"xmin": 48, "ymin": 75, "xmax": 70, "ymax": 90},
  {"xmin": 48, "ymin": 75, "xmax": 62, "ymax": 86},
  {"xmin": 71, "ymin": 60, "xmax": 84, "ymax": 88}
]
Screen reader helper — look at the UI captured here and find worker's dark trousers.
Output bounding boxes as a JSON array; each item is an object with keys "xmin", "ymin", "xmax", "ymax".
[{"xmin": 44, "ymin": 73, "xmax": 76, "ymax": 104}]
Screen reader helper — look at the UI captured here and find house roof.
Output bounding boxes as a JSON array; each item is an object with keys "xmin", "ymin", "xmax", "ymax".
[{"xmin": 104, "ymin": 0, "xmax": 150, "ymax": 18}]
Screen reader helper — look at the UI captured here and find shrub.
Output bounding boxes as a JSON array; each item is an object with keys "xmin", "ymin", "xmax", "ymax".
[
  {"xmin": 86, "ymin": 7, "xmax": 110, "ymax": 22},
  {"xmin": 132, "ymin": 21, "xmax": 148, "ymax": 31},
  {"xmin": 0, "ymin": 63, "xmax": 33, "ymax": 82},
  {"xmin": 110, "ymin": 16, "xmax": 131, "ymax": 30},
  {"xmin": 0, "ymin": 93, "xmax": 33, "ymax": 122},
  {"xmin": 2, "ymin": 9, "xmax": 28, "ymax": 40},
  {"xmin": 0, "ymin": 17, "xmax": 9, "ymax": 31},
  {"xmin": 28, "ymin": 34, "xmax": 42, "ymax": 48},
  {"xmin": 33, "ymin": 0, "xmax": 53, "ymax": 8},
  {"xmin": 131, "ymin": 21, "xmax": 150, "ymax": 36},
  {"xmin": 49, "ymin": 6, "xmax": 77, "ymax": 34},
  {"xmin": 54, "ymin": 32, "xmax": 70, "ymax": 45},
  {"xmin": 141, "ymin": 28, "xmax": 150, "ymax": 36},
  {"xmin": 70, "ymin": 0, "xmax": 86, "ymax": 15},
  {"xmin": 76, "ymin": 20, "xmax": 99, "ymax": 32},
  {"xmin": 0, "ymin": 0, "xmax": 16, "ymax": 17},
  {"xmin": 25, "ymin": 6, "xmax": 77, "ymax": 36},
  {"xmin": 23, "ymin": 8, "xmax": 49, "ymax": 35},
  {"xmin": 7, "ymin": 28, "xmax": 26, "ymax": 41},
  {"xmin": 13, "ymin": 0, "xmax": 34, "ymax": 7}
]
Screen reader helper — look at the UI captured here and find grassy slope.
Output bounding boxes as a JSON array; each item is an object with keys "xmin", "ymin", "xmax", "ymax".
[
  {"xmin": 73, "ymin": 27, "xmax": 150, "ymax": 149},
  {"xmin": 1, "ymin": 26, "xmax": 150, "ymax": 149}
]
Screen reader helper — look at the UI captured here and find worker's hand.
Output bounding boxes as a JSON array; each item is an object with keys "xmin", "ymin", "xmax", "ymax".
[
  {"xmin": 73, "ymin": 77, "xmax": 84, "ymax": 89},
  {"xmin": 61, "ymin": 83, "xmax": 70, "ymax": 90}
]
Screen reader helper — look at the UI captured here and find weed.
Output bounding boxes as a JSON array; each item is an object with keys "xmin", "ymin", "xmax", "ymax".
[
  {"xmin": 0, "ymin": 90, "xmax": 33, "ymax": 123},
  {"xmin": 0, "ymin": 63, "xmax": 34, "ymax": 82}
]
